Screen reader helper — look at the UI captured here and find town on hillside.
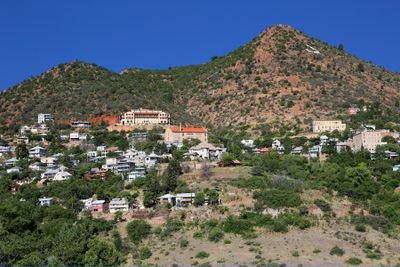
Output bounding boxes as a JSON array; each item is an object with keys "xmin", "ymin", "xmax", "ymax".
[{"xmin": 1, "ymin": 105, "xmax": 400, "ymax": 266}]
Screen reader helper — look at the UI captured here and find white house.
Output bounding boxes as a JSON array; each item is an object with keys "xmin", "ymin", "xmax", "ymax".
[
  {"xmin": 127, "ymin": 167, "xmax": 147, "ymax": 182},
  {"xmin": 109, "ymin": 198, "xmax": 129, "ymax": 213},
  {"xmin": 53, "ymin": 171, "xmax": 72, "ymax": 181},
  {"xmin": 29, "ymin": 146, "xmax": 46, "ymax": 158},
  {"xmin": 41, "ymin": 168, "xmax": 59, "ymax": 179},
  {"xmin": 145, "ymin": 152, "xmax": 160, "ymax": 168},
  {"xmin": 291, "ymin": 146, "xmax": 303, "ymax": 155},
  {"xmin": 4, "ymin": 158, "xmax": 18, "ymax": 167},
  {"xmin": 188, "ymin": 142, "xmax": 224, "ymax": 160},
  {"xmin": 29, "ymin": 162, "xmax": 47, "ymax": 172},
  {"xmin": 159, "ymin": 193, "xmax": 196, "ymax": 207},
  {"xmin": 38, "ymin": 113, "xmax": 54, "ymax": 124},
  {"xmin": 38, "ymin": 197, "xmax": 53, "ymax": 206},
  {"xmin": 102, "ymin": 158, "xmax": 118, "ymax": 170},
  {"xmin": 241, "ymin": 139, "xmax": 255, "ymax": 148},
  {"xmin": 70, "ymin": 133, "xmax": 87, "ymax": 141},
  {"xmin": 6, "ymin": 166, "xmax": 23, "ymax": 174},
  {"xmin": 272, "ymin": 140, "xmax": 285, "ymax": 154},
  {"xmin": 0, "ymin": 145, "xmax": 11, "ymax": 153}
]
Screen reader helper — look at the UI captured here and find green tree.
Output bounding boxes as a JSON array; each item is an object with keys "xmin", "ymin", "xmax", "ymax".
[
  {"xmin": 143, "ymin": 171, "xmax": 162, "ymax": 208},
  {"xmin": 16, "ymin": 143, "xmax": 29, "ymax": 159},
  {"xmin": 162, "ymin": 159, "xmax": 182, "ymax": 192},
  {"xmin": 126, "ymin": 220, "xmax": 151, "ymax": 244},
  {"xmin": 83, "ymin": 239, "xmax": 122, "ymax": 266}
]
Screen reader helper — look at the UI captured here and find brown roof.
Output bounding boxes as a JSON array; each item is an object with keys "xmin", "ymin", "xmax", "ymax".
[{"xmin": 170, "ymin": 127, "xmax": 208, "ymax": 133}]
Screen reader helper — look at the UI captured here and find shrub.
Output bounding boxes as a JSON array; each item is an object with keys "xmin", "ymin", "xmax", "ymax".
[
  {"xmin": 330, "ymin": 246, "xmax": 345, "ymax": 256},
  {"xmin": 208, "ymin": 227, "xmax": 224, "ymax": 242},
  {"xmin": 137, "ymin": 246, "xmax": 152, "ymax": 260},
  {"xmin": 224, "ymin": 239, "xmax": 232, "ymax": 244},
  {"xmin": 313, "ymin": 248, "xmax": 321, "ymax": 254},
  {"xmin": 355, "ymin": 224, "xmax": 366, "ymax": 232},
  {"xmin": 126, "ymin": 220, "xmax": 151, "ymax": 244},
  {"xmin": 313, "ymin": 199, "xmax": 331, "ymax": 212},
  {"xmin": 180, "ymin": 239, "xmax": 189, "ymax": 248},
  {"xmin": 272, "ymin": 221, "xmax": 288, "ymax": 233},
  {"xmin": 223, "ymin": 215, "xmax": 254, "ymax": 235},
  {"xmin": 362, "ymin": 241, "xmax": 382, "ymax": 259},
  {"xmin": 292, "ymin": 250, "xmax": 299, "ymax": 257},
  {"xmin": 345, "ymin": 257, "xmax": 362, "ymax": 265},
  {"xmin": 195, "ymin": 251, "xmax": 210, "ymax": 259},
  {"xmin": 253, "ymin": 189, "xmax": 302, "ymax": 209},
  {"xmin": 193, "ymin": 231, "xmax": 204, "ymax": 239}
]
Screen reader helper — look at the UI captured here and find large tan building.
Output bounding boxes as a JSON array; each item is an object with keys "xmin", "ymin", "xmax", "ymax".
[
  {"xmin": 119, "ymin": 109, "xmax": 170, "ymax": 126},
  {"xmin": 165, "ymin": 127, "xmax": 208, "ymax": 144},
  {"xmin": 352, "ymin": 130, "xmax": 392, "ymax": 152},
  {"xmin": 312, "ymin": 120, "xmax": 346, "ymax": 133}
]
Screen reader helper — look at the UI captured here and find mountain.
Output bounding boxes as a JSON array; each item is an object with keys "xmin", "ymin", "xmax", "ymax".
[{"xmin": 1, "ymin": 24, "xmax": 400, "ymax": 132}]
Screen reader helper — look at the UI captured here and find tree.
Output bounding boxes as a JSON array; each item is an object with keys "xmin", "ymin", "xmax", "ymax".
[
  {"xmin": 162, "ymin": 159, "xmax": 182, "ymax": 192},
  {"xmin": 143, "ymin": 171, "xmax": 162, "ymax": 208},
  {"xmin": 357, "ymin": 63, "xmax": 365, "ymax": 72},
  {"xmin": 193, "ymin": 192, "xmax": 205, "ymax": 206},
  {"xmin": 126, "ymin": 220, "xmax": 151, "ymax": 244},
  {"xmin": 83, "ymin": 239, "xmax": 122, "ymax": 266},
  {"xmin": 16, "ymin": 143, "xmax": 29, "ymax": 159},
  {"xmin": 338, "ymin": 43, "xmax": 344, "ymax": 51}
]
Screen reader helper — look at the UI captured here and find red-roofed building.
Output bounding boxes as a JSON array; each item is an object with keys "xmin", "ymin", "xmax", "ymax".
[
  {"xmin": 165, "ymin": 126, "xmax": 208, "ymax": 144},
  {"xmin": 119, "ymin": 108, "xmax": 170, "ymax": 125}
]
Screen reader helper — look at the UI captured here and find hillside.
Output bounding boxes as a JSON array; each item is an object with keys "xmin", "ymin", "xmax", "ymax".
[{"xmin": 1, "ymin": 24, "xmax": 400, "ymax": 132}]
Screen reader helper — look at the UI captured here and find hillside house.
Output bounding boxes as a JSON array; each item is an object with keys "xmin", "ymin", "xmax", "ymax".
[
  {"xmin": 159, "ymin": 193, "xmax": 196, "ymax": 207},
  {"xmin": 71, "ymin": 121, "xmax": 91, "ymax": 128},
  {"xmin": 272, "ymin": 140, "xmax": 285, "ymax": 154},
  {"xmin": 85, "ymin": 168, "xmax": 108, "ymax": 179},
  {"xmin": 6, "ymin": 166, "xmax": 22, "ymax": 174},
  {"xmin": 109, "ymin": 198, "xmax": 129, "ymax": 213},
  {"xmin": 312, "ymin": 120, "xmax": 346, "ymax": 133},
  {"xmin": 127, "ymin": 167, "xmax": 147, "ymax": 182},
  {"xmin": 119, "ymin": 108, "xmax": 170, "ymax": 125},
  {"xmin": 240, "ymin": 139, "xmax": 255, "ymax": 148},
  {"xmin": 69, "ymin": 132, "xmax": 87, "ymax": 141},
  {"xmin": 41, "ymin": 168, "xmax": 59, "ymax": 179},
  {"xmin": 29, "ymin": 162, "xmax": 46, "ymax": 172},
  {"xmin": 165, "ymin": 126, "xmax": 208, "ymax": 145},
  {"xmin": 53, "ymin": 171, "xmax": 72, "ymax": 181},
  {"xmin": 188, "ymin": 142, "xmax": 224, "ymax": 160},
  {"xmin": 4, "ymin": 158, "xmax": 18, "ymax": 167},
  {"xmin": 352, "ymin": 130, "xmax": 388, "ymax": 152},
  {"xmin": 89, "ymin": 200, "xmax": 109, "ymax": 213},
  {"xmin": 145, "ymin": 152, "xmax": 160, "ymax": 168},
  {"xmin": 29, "ymin": 146, "xmax": 46, "ymax": 158},
  {"xmin": 38, "ymin": 197, "xmax": 53, "ymax": 206},
  {"xmin": 38, "ymin": 113, "xmax": 54, "ymax": 124},
  {"xmin": 115, "ymin": 159, "xmax": 134, "ymax": 173}
]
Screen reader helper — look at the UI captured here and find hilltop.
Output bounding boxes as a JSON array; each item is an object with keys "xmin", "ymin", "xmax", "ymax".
[{"xmin": 1, "ymin": 24, "xmax": 400, "ymax": 132}]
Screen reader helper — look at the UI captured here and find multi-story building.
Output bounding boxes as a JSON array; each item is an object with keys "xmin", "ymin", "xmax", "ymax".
[
  {"xmin": 109, "ymin": 198, "xmax": 129, "ymax": 213},
  {"xmin": 119, "ymin": 108, "xmax": 170, "ymax": 125},
  {"xmin": 312, "ymin": 120, "xmax": 346, "ymax": 133},
  {"xmin": 38, "ymin": 113, "xmax": 54, "ymax": 124},
  {"xmin": 165, "ymin": 126, "xmax": 208, "ymax": 144},
  {"xmin": 352, "ymin": 130, "xmax": 389, "ymax": 152}
]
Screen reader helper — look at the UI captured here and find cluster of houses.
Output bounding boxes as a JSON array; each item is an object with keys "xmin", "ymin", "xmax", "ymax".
[{"xmin": 3, "ymin": 111, "xmax": 400, "ymax": 213}]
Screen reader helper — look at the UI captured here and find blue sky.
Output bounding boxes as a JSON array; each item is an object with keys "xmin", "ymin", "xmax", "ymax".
[{"xmin": 1, "ymin": 0, "xmax": 399, "ymax": 90}]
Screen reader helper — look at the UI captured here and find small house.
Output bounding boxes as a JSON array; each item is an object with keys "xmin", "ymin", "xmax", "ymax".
[
  {"xmin": 38, "ymin": 197, "xmax": 53, "ymax": 206},
  {"xmin": 109, "ymin": 198, "xmax": 129, "ymax": 213}
]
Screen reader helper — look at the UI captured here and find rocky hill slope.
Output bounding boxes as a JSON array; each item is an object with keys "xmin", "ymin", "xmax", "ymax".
[{"xmin": 1, "ymin": 24, "xmax": 399, "ymax": 132}]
